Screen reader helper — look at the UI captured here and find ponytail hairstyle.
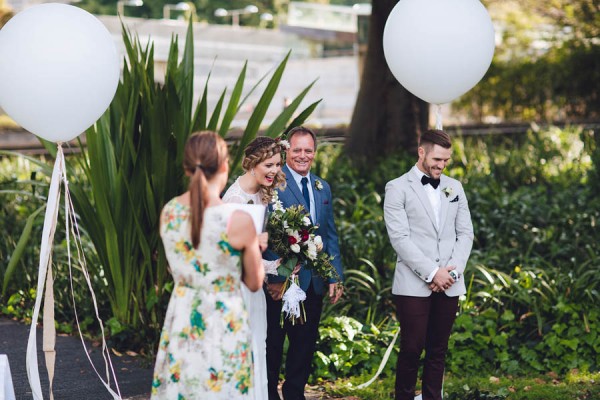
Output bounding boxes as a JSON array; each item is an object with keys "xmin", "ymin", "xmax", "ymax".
[
  {"xmin": 242, "ymin": 136, "xmax": 287, "ymax": 204},
  {"xmin": 184, "ymin": 131, "xmax": 229, "ymax": 248}
]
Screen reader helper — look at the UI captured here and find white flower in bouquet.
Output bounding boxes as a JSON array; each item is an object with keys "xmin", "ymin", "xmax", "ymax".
[
  {"xmin": 313, "ymin": 235, "xmax": 323, "ymax": 251},
  {"xmin": 290, "ymin": 243, "xmax": 301, "ymax": 253},
  {"xmin": 283, "ymin": 220, "xmax": 289, "ymax": 229},
  {"xmin": 273, "ymin": 200, "xmax": 284, "ymax": 212},
  {"xmin": 307, "ymin": 243, "xmax": 317, "ymax": 260},
  {"xmin": 302, "ymin": 216, "xmax": 311, "ymax": 226}
]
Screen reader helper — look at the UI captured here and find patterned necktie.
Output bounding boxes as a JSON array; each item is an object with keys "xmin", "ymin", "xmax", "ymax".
[
  {"xmin": 301, "ymin": 177, "xmax": 311, "ymax": 212},
  {"xmin": 421, "ymin": 175, "xmax": 441, "ymax": 189}
]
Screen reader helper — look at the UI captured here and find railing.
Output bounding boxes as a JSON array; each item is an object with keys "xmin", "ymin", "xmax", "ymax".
[
  {"xmin": 286, "ymin": 2, "xmax": 370, "ymax": 33},
  {"xmin": 2, "ymin": 121, "xmax": 598, "ymax": 155}
]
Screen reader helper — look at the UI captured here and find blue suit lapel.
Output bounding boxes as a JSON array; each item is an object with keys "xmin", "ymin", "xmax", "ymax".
[
  {"xmin": 283, "ymin": 165, "xmax": 311, "ymax": 213},
  {"xmin": 311, "ymin": 173, "xmax": 321, "ymax": 223}
]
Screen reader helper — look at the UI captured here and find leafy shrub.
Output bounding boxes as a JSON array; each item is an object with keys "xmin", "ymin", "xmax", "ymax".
[
  {"xmin": 313, "ymin": 316, "xmax": 396, "ymax": 380},
  {"xmin": 453, "ymin": 44, "xmax": 600, "ymax": 121}
]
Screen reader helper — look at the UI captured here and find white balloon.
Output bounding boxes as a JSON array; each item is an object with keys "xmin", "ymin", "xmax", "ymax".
[
  {"xmin": 0, "ymin": 4, "xmax": 119, "ymax": 142},
  {"xmin": 383, "ymin": 0, "xmax": 495, "ymax": 105}
]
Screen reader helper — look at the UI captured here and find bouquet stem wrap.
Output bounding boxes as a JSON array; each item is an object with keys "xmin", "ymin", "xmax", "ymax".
[{"xmin": 281, "ymin": 275, "xmax": 306, "ymax": 322}]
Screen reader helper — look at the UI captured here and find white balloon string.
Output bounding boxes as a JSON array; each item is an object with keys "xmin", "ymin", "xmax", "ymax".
[
  {"xmin": 27, "ymin": 145, "xmax": 64, "ymax": 400},
  {"xmin": 355, "ymin": 326, "xmax": 400, "ymax": 389},
  {"xmin": 63, "ymin": 171, "xmax": 122, "ymax": 399},
  {"xmin": 435, "ymin": 105, "xmax": 443, "ymax": 130}
]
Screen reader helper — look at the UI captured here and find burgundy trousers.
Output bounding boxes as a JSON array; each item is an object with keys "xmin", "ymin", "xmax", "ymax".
[{"xmin": 394, "ymin": 293, "xmax": 459, "ymax": 400}]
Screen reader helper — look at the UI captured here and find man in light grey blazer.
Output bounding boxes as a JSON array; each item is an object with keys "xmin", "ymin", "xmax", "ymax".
[{"xmin": 384, "ymin": 129, "xmax": 474, "ymax": 400}]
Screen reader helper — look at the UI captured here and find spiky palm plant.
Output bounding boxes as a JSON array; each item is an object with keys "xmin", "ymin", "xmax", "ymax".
[{"xmin": 64, "ymin": 20, "xmax": 319, "ymax": 349}]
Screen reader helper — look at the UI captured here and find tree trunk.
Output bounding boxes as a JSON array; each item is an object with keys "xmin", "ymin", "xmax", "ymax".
[{"xmin": 346, "ymin": 0, "xmax": 429, "ymax": 159}]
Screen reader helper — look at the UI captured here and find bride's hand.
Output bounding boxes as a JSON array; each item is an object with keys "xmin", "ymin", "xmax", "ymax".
[
  {"xmin": 266, "ymin": 282, "xmax": 285, "ymax": 301},
  {"xmin": 258, "ymin": 232, "xmax": 268, "ymax": 252}
]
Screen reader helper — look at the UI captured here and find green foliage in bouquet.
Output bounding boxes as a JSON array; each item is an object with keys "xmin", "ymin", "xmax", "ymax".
[{"xmin": 267, "ymin": 193, "xmax": 338, "ymax": 281}]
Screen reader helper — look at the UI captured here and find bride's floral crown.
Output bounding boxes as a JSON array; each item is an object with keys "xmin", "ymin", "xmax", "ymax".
[
  {"xmin": 274, "ymin": 134, "xmax": 290, "ymax": 150},
  {"xmin": 244, "ymin": 134, "xmax": 289, "ymax": 161}
]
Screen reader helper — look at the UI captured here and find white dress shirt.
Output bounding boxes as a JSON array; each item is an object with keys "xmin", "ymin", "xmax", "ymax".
[{"xmin": 287, "ymin": 166, "xmax": 316, "ymax": 222}]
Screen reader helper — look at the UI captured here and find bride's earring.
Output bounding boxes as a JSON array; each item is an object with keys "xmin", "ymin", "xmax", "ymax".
[{"xmin": 251, "ymin": 169, "xmax": 255, "ymax": 176}]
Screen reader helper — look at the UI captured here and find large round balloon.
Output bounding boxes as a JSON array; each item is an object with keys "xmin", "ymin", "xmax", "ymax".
[
  {"xmin": 0, "ymin": 4, "xmax": 119, "ymax": 142},
  {"xmin": 383, "ymin": 0, "xmax": 495, "ymax": 105}
]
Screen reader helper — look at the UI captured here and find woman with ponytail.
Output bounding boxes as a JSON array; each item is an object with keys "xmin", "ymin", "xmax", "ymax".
[{"xmin": 151, "ymin": 131, "xmax": 265, "ymax": 399}]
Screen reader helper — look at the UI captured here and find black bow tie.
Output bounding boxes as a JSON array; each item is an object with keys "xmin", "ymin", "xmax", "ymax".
[{"xmin": 421, "ymin": 175, "xmax": 440, "ymax": 189}]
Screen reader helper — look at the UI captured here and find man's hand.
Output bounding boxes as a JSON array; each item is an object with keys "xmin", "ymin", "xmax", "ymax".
[
  {"xmin": 328, "ymin": 283, "xmax": 343, "ymax": 304},
  {"xmin": 266, "ymin": 282, "xmax": 285, "ymax": 301},
  {"xmin": 430, "ymin": 266, "xmax": 457, "ymax": 292},
  {"xmin": 258, "ymin": 232, "xmax": 269, "ymax": 252},
  {"xmin": 291, "ymin": 263, "xmax": 302, "ymax": 275}
]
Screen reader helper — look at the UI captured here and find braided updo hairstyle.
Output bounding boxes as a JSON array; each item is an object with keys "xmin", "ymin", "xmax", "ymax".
[
  {"xmin": 184, "ymin": 131, "xmax": 229, "ymax": 248},
  {"xmin": 242, "ymin": 136, "xmax": 287, "ymax": 205}
]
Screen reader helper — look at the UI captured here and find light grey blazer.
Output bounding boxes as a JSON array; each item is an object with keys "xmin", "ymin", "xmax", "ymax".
[{"xmin": 384, "ymin": 169, "xmax": 474, "ymax": 297}]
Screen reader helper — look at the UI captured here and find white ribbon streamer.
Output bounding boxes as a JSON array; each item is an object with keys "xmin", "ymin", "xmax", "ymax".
[
  {"xmin": 63, "ymin": 172, "xmax": 121, "ymax": 399},
  {"xmin": 281, "ymin": 275, "xmax": 306, "ymax": 319},
  {"xmin": 26, "ymin": 145, "xmax": 63, "ymax": 400},
  {"xmin": 42, "ymin": 265, "xmax": 55, "ymax": 400},
  {"xmin": 26, "ymin": 144, "xmax": 121, "ymax": 399},
  {"xmin": 435, "ymin": 104, "xmax": 443, "ymax": 130}
]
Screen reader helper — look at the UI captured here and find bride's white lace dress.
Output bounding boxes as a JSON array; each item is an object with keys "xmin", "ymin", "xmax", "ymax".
[{"xmin": 222, "ymin": 177, "xmax": 277, "ymax": 400}]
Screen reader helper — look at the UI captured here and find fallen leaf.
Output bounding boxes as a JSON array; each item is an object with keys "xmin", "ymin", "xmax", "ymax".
[{"xmin": 111, "ymin": 348, "xmax": 123, "ymax": 357}]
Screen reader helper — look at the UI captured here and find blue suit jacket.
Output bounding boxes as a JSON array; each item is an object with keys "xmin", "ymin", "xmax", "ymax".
[{"xmin": 265, "ymin": 164, "xmax": 343, "ymax": 295}]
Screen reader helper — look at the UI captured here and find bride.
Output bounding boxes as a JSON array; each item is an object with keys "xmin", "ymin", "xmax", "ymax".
[{"xmin": 222, "ymin": 136, "xmax": 288, "ymax": 400}]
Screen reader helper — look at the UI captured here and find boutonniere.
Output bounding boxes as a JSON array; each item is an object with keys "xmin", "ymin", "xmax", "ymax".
[
  {"xmin": 442, "ymin": 187, "xmax": 453, "ymax": 198},
  {"xmin": 315, "ymin": 180, "xmax": 323, "ymax": 191}
]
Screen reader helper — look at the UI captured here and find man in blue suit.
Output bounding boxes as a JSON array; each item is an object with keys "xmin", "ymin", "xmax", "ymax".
[{"xmin": 264, "ymin": 126, "xmax": 344, "ymax": 400}]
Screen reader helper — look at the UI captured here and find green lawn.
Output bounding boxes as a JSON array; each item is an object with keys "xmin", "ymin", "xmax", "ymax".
[{"xmin": 323, "ymin": 370, "xmax": 600, "ymax": 399}]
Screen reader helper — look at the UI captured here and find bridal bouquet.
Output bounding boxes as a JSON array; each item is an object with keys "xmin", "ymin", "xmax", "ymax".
[{"xmin": 267, "ymin": 192, "xmax": 339, "ymax": 324}]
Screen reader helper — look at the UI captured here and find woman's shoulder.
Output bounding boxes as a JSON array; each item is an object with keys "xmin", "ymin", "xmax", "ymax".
[
  {"xmin": 162, "ymin": 196, "xmax": 188, "ymax": 213},
  {"xmin": 222, "ymin": 177, "xmax": 244, "ymax": 202},
  {"xmin": 160, "ymin": 197, "xmax": 189, "ymax": 234},
  {"xmin": 223, "ymin": 177, "xmax": 264, "ymax": 205}
]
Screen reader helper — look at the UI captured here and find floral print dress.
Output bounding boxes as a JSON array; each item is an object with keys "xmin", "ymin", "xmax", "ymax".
[{"xmin": 151, "ymin": 199, "xmax": 254, "ymax": 399}]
